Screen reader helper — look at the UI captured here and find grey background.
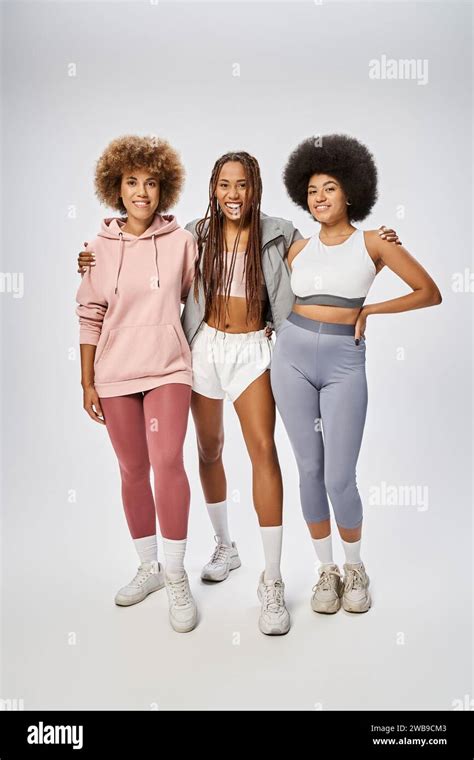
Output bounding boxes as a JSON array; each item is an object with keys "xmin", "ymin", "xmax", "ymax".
[{"xmin": 1, "ymin": 0, "xmax": 472, "ymax": 710}]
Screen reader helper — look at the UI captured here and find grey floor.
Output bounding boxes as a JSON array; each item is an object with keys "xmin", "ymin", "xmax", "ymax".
[{"xmin": 2, "ymin": 399, "xmax": 471, "ymax": 711}]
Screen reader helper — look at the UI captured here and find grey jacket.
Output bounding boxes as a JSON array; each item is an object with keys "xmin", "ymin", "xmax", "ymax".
[{"xmin": 180, "ymin": 212, "xmax": 303, "ymax": 345}]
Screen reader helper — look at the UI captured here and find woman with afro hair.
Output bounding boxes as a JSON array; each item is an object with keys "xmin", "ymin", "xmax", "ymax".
[
  {"xmin": 75, "ymin": 135, "xmax": 199, "ymax": 633},
  {"xmin": 271, "ymin": 133, "xmax": 442, "ymax": 616}
]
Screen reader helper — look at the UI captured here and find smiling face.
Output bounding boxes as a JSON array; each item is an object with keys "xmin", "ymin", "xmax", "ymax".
[
  {"xmin": 214, "ymin": 161, "xmax": 253, "ymax": 224},
  {"xmin": 120, "ymin": 168, "xmax": 160, "ymax": 222},
  {"xmin": 307, "ymin": 173, "xmax": 349, "ymax": 224}
]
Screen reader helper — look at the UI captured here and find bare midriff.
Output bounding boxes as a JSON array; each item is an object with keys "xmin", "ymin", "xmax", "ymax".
[
  {"xmin": 292, "ymin": 303, "xmax": 362, "ymax": 325},
  {"xmin": 207, "ymin": 295, "xmax": 268, "ymax": 333}
]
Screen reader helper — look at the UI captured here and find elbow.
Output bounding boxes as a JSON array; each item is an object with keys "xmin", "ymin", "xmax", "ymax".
[{"xmin": 431, "ymin": 288, "xmax": 442, "ymax": 306}]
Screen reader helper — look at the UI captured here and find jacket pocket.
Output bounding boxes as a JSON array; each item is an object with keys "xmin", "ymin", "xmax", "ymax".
[{"xmin": 94, "ymin": 323, "xmax": 190, "ymax": 384}]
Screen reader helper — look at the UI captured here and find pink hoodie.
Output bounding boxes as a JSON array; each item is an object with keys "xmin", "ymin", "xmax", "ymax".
[{"xmin": 76, "ymin": 213, "xmax": 198, "ymax": 398}]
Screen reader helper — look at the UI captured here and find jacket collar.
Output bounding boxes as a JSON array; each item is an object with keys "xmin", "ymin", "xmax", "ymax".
[{"xmin": 260, "ymin": 212, "xmax": 285, "ymax": 248}]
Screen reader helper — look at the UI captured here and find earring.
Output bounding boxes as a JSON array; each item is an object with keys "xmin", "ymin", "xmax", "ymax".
[{"xmin": 346, "ymin": 201, "xmax": 351, "ymax": 205}]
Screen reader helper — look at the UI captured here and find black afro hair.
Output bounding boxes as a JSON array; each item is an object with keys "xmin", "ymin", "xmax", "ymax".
[{"xmin": 283, "ymin": 134, "xmax": 378, "ymax": 222}]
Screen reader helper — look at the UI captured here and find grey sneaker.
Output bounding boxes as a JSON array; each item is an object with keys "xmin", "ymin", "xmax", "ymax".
[
  {"xmin": 311, "ymin": 563, "xmax": 343, "ymax": 614},
  {"xmin": 165, "ymin": 571, "xmax": 197, "ymax": 632},
  {"xmin": 200, "ymin": 536, "xmax": 241, "ymax": 582},
  {"xmin": 257, "ymin": 572, "xmax": 290, "ymax": 635},
  {"xmin": 342, "ymin": 562, "xmax": 372, "ymax": 613},
  {"xmin": 114, "ymin": 560, "xmax": 165, "ymax": 607}
]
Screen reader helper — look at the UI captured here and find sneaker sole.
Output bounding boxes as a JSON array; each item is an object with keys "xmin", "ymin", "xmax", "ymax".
[
  {"xmin": 114, "ymin": 579, "xmax": 165, "ymax": 607},
  {"xmin": 342, "ymin": 594, "xmax": 372, "ymax": 613},
  {"xmin": 200, "ymin": 555, "xmax": 242, "ymax": 582},
  {"xmin": 311, "ymin": 597, "xmax": 342, "ymax": 614},
  {"xmin": 169, "ymin": 612, "xmax": 198, "ymax": 633},
  {"xmin": 258, "ymin": 619, "xmax": 291, "ymax": 636}
]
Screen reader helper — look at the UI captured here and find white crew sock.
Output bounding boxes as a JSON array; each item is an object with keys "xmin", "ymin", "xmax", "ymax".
[
  {"xmin": 260, "ymin": 525, "xmax": 283, "ymax": 582},
  {"xmin": 133, "ymin": 534, "xmax": 158, "ymax": 565},
  {"xmin": 341, "ymin": 538, "xmax": 362, "ymax": 565},
  {"xmin": 312, "ymin": 534, "xmax": 334, "ymax": 567},
  {"xmin": 206, "ymin": 500, "xmax": 232, "ymax": 546},
  {"xmin": 162, "ymin": 537, "xmax": 187, "ymax": 580}
]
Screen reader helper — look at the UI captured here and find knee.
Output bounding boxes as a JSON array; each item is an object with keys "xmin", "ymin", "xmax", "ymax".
[
  {"xmin": 325, "ymin": 471, "xmax": 357, "ymax": 502},
  {"xmin": 197, "ymin": 435, "xmax": 224, "ymax": 465},
  {"xmin": 119, "ymin": 459, "xmax": 150, "ymax": 485},
  {"xmin": 150, "ymin": 447, "xmax": 183, "ymax": 474},
  {"xmin": 248, "ymin": 437, "xmax": 277, "ymax": 466},
  {"xmin": 298, "ymin": 455, "xmax": 325, "ymax": 484}
]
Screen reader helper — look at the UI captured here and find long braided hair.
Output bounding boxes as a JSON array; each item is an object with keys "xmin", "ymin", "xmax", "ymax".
[{"xmin": 193, "ymin": 151, "xmax": 264, "ymax": 326}]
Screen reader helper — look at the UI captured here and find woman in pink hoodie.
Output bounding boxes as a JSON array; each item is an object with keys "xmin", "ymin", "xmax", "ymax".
[{"xmin": 76, "ymin": 135, "xmax": 199, "ymax": 633}]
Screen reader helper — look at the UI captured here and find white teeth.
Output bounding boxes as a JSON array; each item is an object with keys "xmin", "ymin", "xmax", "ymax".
[{"xmin": 226, "ymin": 203, "xmax": 241, "ymax": 209}]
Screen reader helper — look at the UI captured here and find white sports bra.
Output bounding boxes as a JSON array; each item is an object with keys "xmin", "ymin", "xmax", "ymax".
[{"xmin": 290, "ymin": 228, "xmax": 377, "ymax": 308}]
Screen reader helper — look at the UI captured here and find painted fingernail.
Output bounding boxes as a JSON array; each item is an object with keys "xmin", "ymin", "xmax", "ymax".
[{"xmin": 355, "ymin": 339, "xmax": 360, "ymax": 345}]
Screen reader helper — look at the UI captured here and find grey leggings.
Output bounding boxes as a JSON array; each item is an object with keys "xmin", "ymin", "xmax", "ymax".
[{"xmin": 270, "ymin": 312, "xmax": 368, "ymax": 530}]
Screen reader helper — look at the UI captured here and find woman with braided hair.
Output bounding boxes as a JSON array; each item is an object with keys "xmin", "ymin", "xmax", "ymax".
[
  {"xmin": 183, "ymin": 151, "xmax": 297, "ymax": 636},
  {"xmin": 78, "ymin": 147, "xmax": 401, "ymax": 635}
]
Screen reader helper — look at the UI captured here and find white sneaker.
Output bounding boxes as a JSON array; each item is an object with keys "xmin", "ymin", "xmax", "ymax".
[
  {"xmin": 257, "ymin": 572, "xmax": 290, "ymax": 635},
  {"xmin": 200, "ymin": 536, "xmax": 241, "ymax": 582},
  {"xmin": 311, "ymin": 563, "xmax": 343, "ymax": 614},
  {"xmin": 342, "ymin": 562, "xmax": 372, "ymax": 613},
  {"xmin": 165, "ymin": 571, "xmax": 197, "ymax": 632},
  {"xmin": 114, "ymin": 560, "xmax": 165, "ymax": 607}
]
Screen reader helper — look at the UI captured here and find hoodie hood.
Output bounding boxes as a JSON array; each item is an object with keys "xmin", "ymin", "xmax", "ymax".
[{"xmin": 98, "ymin": 213, "xmax": 179, "ymax": 295}]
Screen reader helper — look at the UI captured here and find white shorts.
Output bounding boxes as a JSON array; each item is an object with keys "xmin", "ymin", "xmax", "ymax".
[{"xmin": 191, "ymin": 322, "xmax": 273, "ymax": 403}]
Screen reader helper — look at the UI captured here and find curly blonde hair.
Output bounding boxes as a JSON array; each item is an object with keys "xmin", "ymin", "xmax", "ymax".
[{"xmin": 94, "ymin": 134, "xmax": 185, "ymax": 214}]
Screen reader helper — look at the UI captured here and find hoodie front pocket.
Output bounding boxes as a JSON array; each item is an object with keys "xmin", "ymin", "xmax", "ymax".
[
  {"xmin": 94, "ymin": 331, "xmax": 112, "ymax": 365},
  {"xmin": 94, "ymin": 323, "xmax": 189, "ymax": 384}
]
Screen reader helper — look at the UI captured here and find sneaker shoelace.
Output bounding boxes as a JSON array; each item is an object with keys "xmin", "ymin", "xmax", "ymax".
[
  {"xmin": 209, "ymin": 542, "xmax": 231, "ymax": 566},
  {"xmin": 167, "ymin": 575, "xmax": 191, "ymax": 606},
  {"xmin": 344, "ymin": 565, "xmax": 366, "ymax": 592},
  {"xmin": 313, "ymin": 568, "xmax": 341, "ymax": 593},
  {"xmin": 131, "ymin": 562, "xmax": 159, "ymax": 588},
  {"xmin": 262, "ymin": 580, "xmax": 285, "ymax": 613}
]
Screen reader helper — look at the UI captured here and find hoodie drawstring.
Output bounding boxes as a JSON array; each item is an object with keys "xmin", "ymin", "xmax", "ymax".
[
  {"xmin": 114, "ymin": 230, "xmax": 160, "ymax": 294},
  {"xmin": 152, "ymin": 233, "xmax": 160, "ymax": 288},
  {"xmin": 114, "ymin": 232, "xmax": 125, "ymax": 295}
]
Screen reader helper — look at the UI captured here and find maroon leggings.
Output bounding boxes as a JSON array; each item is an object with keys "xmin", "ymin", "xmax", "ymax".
[{"xmin": 100, "ymin": 383, "xmax": 192, "ymax": 540}]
